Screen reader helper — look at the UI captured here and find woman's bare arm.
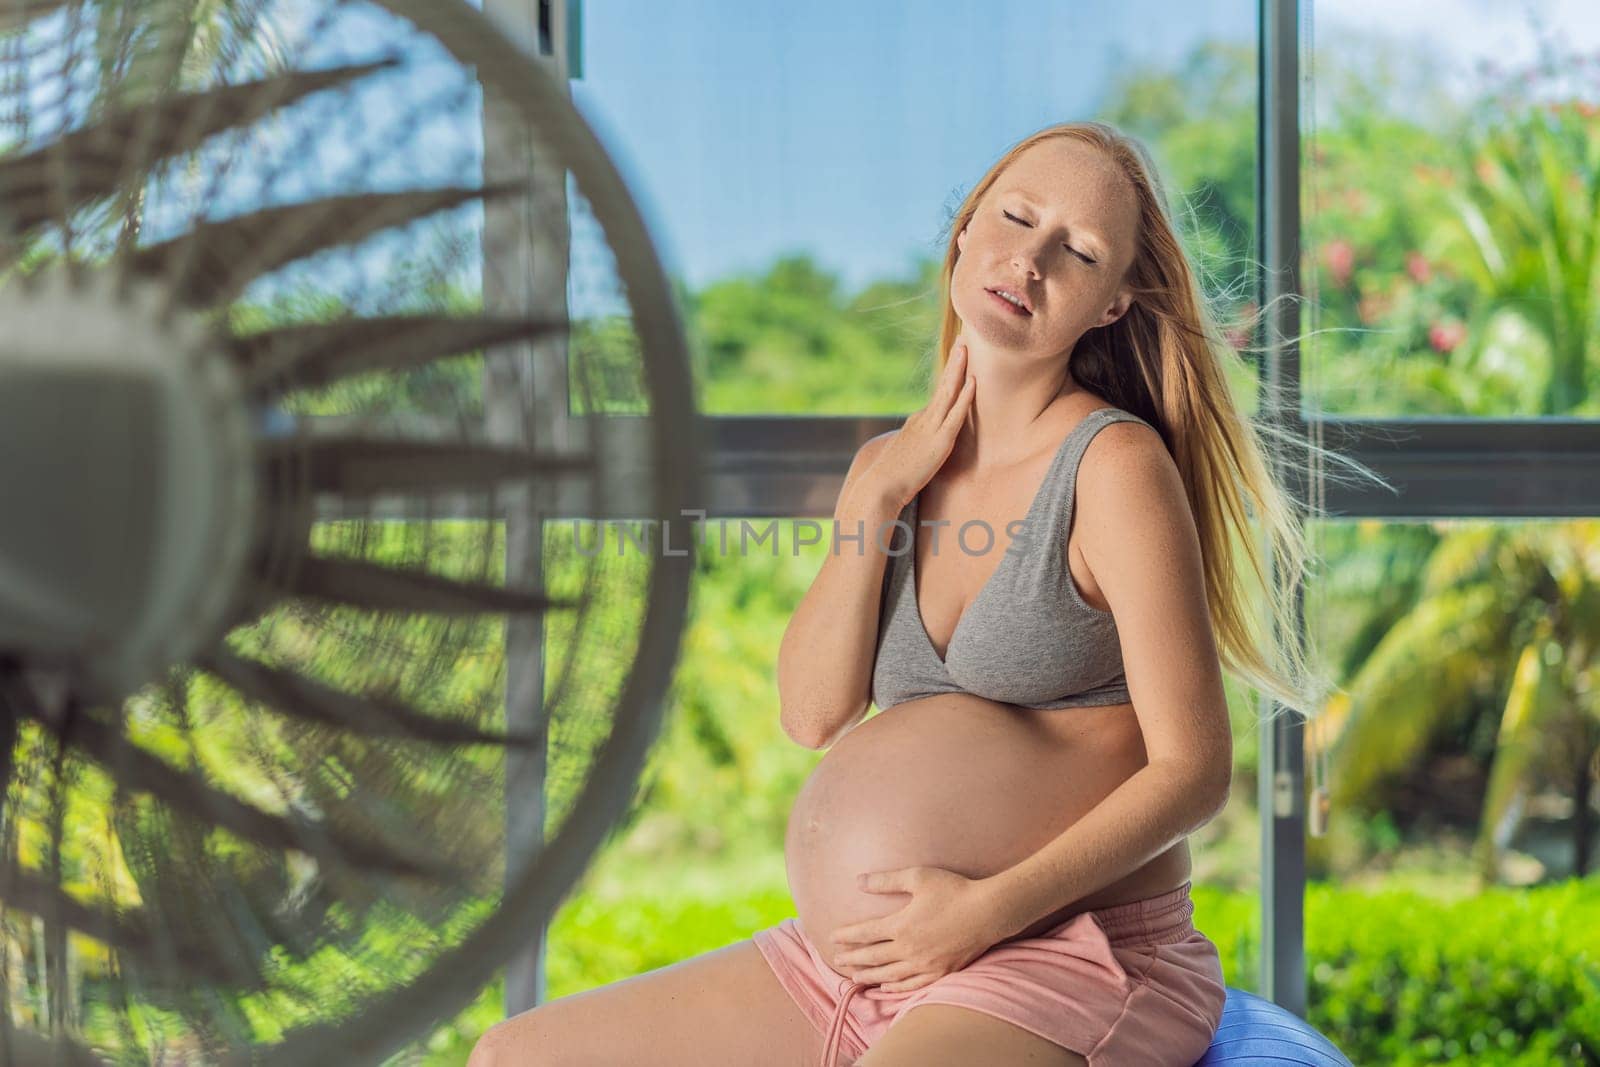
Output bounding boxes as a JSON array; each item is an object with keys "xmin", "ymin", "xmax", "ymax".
[
  {"xmin": 777, "ymin": 339, "xmax": 977, "ymax": 749},
  {"xmin": 776, "ymin": 431, "xmax": 902, "ymax": 749}
]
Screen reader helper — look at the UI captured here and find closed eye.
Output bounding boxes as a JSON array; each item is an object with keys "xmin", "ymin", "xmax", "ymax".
[{"xmin": 1002, "ymin": 210, "xmax": 1097, "ymax": 265}]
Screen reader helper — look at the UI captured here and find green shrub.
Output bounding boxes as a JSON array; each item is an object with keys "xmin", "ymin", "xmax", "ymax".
[{"xmin": 1295, "ymin": 879, "xmax": 1600, "ymax": 1065}]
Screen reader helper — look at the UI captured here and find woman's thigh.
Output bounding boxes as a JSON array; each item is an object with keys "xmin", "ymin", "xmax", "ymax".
[
  {"xmin": 857, "ymin": 1004, "xmax": 1088, "ymax": 1067},
  {"xmin": 467, "ymin": 939, "xmax": 827, "ymax": 1067}
]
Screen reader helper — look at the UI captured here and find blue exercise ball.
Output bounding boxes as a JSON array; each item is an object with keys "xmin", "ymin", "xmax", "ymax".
[{"xmin": 1193, "ymin": 987, "xmax": 1354, "ymax": 1066}]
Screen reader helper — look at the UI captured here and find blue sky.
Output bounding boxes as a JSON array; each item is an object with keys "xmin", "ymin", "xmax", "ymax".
[{"xmin": 568, "ymin": 0, "xmax": 1254, "ymax": 295}]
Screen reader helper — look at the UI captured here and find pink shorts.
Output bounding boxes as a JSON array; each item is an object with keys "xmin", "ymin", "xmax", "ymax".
[{"xmin": 752, "ymin": 880, "xmax": 1225, "ymax": 1067}]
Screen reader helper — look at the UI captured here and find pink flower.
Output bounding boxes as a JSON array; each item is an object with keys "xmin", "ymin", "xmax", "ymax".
[
  {"xmin": 1428, "ymin": 321, "xmax": 1467, "ymax": 353},
  {"xmin": 1406, "ymin": 251, "xmax": 1432, "ymax": 285},
  {"xmin": 1321, "ymin": 239, "xmax": 1354, "ymax": 286}
]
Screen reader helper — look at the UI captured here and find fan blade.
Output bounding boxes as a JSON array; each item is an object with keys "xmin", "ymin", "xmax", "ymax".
[
  {"xmin": 127, "ymin": 183, "xmax": 524, "ymax": 308},
  {"xmin": 2, "ymin": 1027, "xmax": 108, "ymax": 1067},
  {"xmin": 0, "ymin": 59, "xmax": 398, "ymax": 241},
  {"xmin": 229, "ymin": 313, "xmax": 567, "ymax": 393},
  {"xmin": 201, "ymin": 649, "xmax": 539, "ymax": 748},
  {"xmin": 0, "ymin": 1, "xmax": 69, "ymax": 36},
  {"xmin": 17, "ymin": 704, "xmax": 458, "ymax": 883},
  {"xmin": 281, "ymin": 556, "xmax": 573, "ymax": 616},
  {"xmin": 111, "ymin": 798, "xmax": 390, "ymax": 965},
  {"xmin": 264, "ymin": 435, "xmax": 591, "ymax": 496},
  {"xmin": 0, "ymin": 858, "xmax": 267, "ymax": 990}
]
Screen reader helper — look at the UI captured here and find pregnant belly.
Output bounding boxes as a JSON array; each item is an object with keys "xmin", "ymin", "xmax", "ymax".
[{"xmin": 783, "ymin": 694, "xmax": 1151, "ymax": 973}]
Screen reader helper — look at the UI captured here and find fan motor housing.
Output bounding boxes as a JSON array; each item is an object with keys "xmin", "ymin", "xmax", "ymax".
[{"xmin": 0, "ymin": 264, "xmax": 257, "ymax": 701}]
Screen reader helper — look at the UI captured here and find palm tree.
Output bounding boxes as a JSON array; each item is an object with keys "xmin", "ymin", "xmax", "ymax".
[
  {"xmin": 1310, "ymin": 521, "xmax": 1600, "ymax": 884},
  {"xmin": 1434, "ymin": 96, "xmax": 1600, "ymax": 415}
]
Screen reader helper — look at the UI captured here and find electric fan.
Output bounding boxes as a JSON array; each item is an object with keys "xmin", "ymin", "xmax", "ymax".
[{"xmin": 0, "ymin": 1, "xmax": 702, "ymax": 1063}]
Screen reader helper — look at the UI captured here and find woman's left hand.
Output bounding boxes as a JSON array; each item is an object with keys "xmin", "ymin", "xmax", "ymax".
[{"xmin": 828, "ymin": 866, "xmax": 1009, "ymax": 993}]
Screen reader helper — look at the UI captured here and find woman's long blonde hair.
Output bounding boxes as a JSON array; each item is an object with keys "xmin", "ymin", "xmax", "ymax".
[{"xmin": 935, "ymin": 120, "xmax": 1387, "ymax": 727}]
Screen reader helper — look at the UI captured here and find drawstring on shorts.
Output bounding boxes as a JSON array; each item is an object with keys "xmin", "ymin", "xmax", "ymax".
[{"xmin": 821, "ymin": 977, "xmax": 865, "ymax": 1067}]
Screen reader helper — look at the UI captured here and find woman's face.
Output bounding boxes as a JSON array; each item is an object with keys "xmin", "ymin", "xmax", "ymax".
[{"xmin": 953, "ymin": 138, "xmax": 1140, "ymax": 358}]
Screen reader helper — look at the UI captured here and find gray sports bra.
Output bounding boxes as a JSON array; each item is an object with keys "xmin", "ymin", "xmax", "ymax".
[{"xmin": 870, "ymin": 406, "xmax": 1154, "ymax": 711}]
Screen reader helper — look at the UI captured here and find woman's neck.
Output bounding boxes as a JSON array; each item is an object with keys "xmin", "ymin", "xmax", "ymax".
[{"xmin": 954, "ymin": 347, "xmax": 1085, "ymax": 470}]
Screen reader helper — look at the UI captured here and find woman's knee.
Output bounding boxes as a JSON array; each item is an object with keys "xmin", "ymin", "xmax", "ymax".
[
  {"xmin": 465, "ymin": 1026, "xmax": 498, "ymax": 1067},
  {"xmin": 467, "ymin": 1007, "xmax": 554, "ymax": 1067},
  {"xmin": 465, "ymin": 1021, "xmax": 509, "ymax": 1067},
  {"xmin": 464, "ymin": 1029, "xmax": 497, "ymax": 1067}
]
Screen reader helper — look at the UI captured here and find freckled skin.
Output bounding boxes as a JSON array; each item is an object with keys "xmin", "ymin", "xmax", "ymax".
[{"xmin": 784, "ymin": 694, "xmax": 1152, "ymax": 973}]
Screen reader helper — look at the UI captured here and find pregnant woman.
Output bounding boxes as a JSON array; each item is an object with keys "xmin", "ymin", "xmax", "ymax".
[{"xmin": 470, "ymin": 120, "xmax": 1328, "ymax": 1066}]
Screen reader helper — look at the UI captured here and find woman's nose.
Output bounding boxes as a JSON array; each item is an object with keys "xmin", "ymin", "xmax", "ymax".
[
  {"xmin": 1010, "ymin": 239, "xmax": 1045, "ymax": 277},
  {"xmin": 1010, "ymin": 249, "xmax": 1042, "ymax": 278}
]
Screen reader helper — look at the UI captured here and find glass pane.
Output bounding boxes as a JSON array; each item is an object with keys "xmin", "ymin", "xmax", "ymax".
[
  {"xmin": 1303, "ymin": 4, "xmax": 1600, "ymax": 418},
  {"xmin": 572, "ymin": 0, "xmax": 1259, "ymax": 414},
  {"xmin": 1303, "ymin": 517, "xmax": 1599, "ymax": 1062}
]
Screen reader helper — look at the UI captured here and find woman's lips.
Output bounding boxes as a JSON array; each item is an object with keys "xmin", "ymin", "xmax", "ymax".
[{"xmin": 987, "ymin": 288, "xmax": 1031, "ymax": 316}]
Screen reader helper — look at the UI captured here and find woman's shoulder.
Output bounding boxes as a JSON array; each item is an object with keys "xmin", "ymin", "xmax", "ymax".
[
  {"xmin": 1075, "ymin": 410, "xmax": 1186, "ymax": 527},
  {"xmin": 859, "ymin": 428, "xmax": 899, "ymax": 459},
  {"xmin": 1069, "ymin": 393, "xmax": 1160, "ymax": 447},
  {"xmin": 838, "ymin": 429, "xmax": 900, "ymax": 503}
]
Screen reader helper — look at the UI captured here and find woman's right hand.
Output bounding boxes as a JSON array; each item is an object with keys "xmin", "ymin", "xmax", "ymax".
[{"xmin": 863, "ymin": 340, "xmax": 976, "ymax": 510}]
